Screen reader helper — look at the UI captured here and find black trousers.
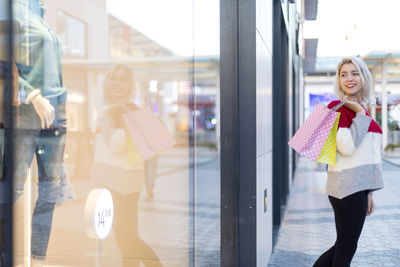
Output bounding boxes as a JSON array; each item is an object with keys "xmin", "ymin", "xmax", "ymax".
[{"xmin": 313, "ymin": 190, "xmax": 369, "ymax": 267}]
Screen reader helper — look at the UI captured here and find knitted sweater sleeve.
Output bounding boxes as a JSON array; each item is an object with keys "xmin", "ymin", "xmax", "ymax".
[{"xmin": 336, "ymin": 109, "xmax": 372, "ymax": 156}]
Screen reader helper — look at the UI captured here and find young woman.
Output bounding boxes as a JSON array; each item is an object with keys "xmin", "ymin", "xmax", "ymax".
[
  {"xmin": 93, "ymin": 64, "xmax": 162, "ymax": 267},
  {"xmin": 313, "ymin": 57, "xmax": 384, "ymax": 267}
]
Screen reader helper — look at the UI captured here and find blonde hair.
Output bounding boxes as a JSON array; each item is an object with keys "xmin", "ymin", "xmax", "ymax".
[{"xmin": 334, "ymin": 57, "xmax": 372, "ymax": 105}]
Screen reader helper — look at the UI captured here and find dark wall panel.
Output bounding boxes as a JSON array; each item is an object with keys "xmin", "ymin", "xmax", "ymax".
[
  {"xmin": 220, "ymin": 0, "xmax": 239, "ymax": 265},
  {"xmin": 221, "ymin": 0, "xmax": 257, "ymax": 266},
  {"xmin": 272, "ymin": 0, "xmax": 289, "ymax": 228}
]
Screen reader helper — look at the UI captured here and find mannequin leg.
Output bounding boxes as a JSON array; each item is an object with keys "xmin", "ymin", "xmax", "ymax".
[
  {"xmin": 3, "ymin": 129, "xmax": 37, "ymax": 265},
  {"xmin": 31, "ymin": 128, "xmax": 66, "ymax": 260}
]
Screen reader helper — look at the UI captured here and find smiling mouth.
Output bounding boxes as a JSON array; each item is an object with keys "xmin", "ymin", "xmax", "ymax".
[
  {"xmin": 112, "ymin": 87, "xmax": 123, "ymax": 93},
  {"xmin": 346, "ymin": 84, "xmax": 356, "ymax": 88}
]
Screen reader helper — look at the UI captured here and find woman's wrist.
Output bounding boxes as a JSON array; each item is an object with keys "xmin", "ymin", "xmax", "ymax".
[{"xmin": 356, "ymin": 109, "xmax": 366, "ymax": 115}]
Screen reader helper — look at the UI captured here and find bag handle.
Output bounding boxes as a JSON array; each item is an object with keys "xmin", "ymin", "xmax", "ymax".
[
  {"xmin": 119, "ymin": 103, "xmax": 131, "ymax": 113},
  {"xmin": 109, "ymin": 103, "xmax": 137, "ymax": 113},
  {"xmin": 331, "ymin": 98, "xmax": 348, "ymax": 111}
]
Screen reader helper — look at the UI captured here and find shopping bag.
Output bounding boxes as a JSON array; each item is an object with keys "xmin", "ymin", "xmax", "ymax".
[
  {"xmin": 288, "ymin": 99, "xmax": 347, "ymax": 164},
  {"xmin": 123, "ymin": 106, "xmax": 176, "ymax": 161},
  {"xmin": 316, "ymin": 113, "xmax": 340, "ymax": 164}
]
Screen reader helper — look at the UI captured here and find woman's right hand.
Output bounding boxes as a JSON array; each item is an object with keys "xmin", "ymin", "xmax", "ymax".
[
  {"xmin": 342, "ymin": 97, "xmax": 366, "ymax": 115},
  {"xmin": 366, "ymin": 194, "xmax": 374, "ymax": 216}
]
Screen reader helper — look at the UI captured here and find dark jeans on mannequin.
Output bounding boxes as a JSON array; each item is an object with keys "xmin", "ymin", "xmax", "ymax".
[{"xmin": 3, "ymin": 127, "xmax": 67, "ymax": 262}]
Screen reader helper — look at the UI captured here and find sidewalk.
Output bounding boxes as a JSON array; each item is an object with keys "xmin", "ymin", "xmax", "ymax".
[
  {"xmin": 268, "ymin": 157, "xmax": 400, "ymax": 267},
  {"xmin": 383, "ymin": 156, "xmax": 400, "ymax": 167}
]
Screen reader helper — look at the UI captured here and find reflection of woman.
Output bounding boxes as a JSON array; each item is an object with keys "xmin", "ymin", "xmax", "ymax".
[
  {"xmin": 0, "ymin": 0, "xmax": 74, "ymax": 266},
  {"xmin": 93, "ymin": 64, "xmax": 162, "ymax": 267},
  {"xmin": 313, "ymin": 57, "xmax": 384, "ymax": 266}
]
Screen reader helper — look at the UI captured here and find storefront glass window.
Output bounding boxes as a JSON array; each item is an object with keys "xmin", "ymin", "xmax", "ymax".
[{"xmin": 1, "ymin": 0, "xmax": 220, "ymax": 266}]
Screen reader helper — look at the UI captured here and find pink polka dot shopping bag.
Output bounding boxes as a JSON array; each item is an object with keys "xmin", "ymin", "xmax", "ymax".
[
  {"xmin": 123, "ymin": 106, "xmax": 177, "ymax": 161},
  {"xmin": 288, "ymin": 99, "xmax": 347, "ymax": 165}
]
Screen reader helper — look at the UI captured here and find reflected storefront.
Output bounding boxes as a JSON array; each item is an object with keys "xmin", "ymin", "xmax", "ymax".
[{"xmin": 0, "ymin": 0, "xmax": 220, "ymax": 266}]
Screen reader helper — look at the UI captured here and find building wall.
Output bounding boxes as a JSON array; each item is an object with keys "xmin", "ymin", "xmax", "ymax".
[
  {"xmin": 88, "ymin": 0, "xmax": 106, "ymax": 9},
  {"xmin": 256, "ymin": 0, "xmax": 273, "ymax": 265},
  {"xmin": 45, "ymin": 0, "xmax": 109, "ymax": 60},
  {"xmin": 44, "ymin": 0, "xmax": 303, "ymax": 265},
  {"xmin": 3, "ymin": 0, "xmax": 304, "ymax": 265},
  {"xmin": 221, "ymin": 0, "xmax": 302, "ymax": 266},
  {"xmin": 271, "ymin": 0, "xmax": 303, "ymax": 233}
]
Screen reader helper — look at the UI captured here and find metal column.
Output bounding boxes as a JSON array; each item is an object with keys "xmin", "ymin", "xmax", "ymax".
[
  {"xmin": 371, "ymin": 70, "xmax": 376, "ymax": 120},
  {"xmin": 381, "ymin": 61, "xmax": 388, "ymax": 151}
]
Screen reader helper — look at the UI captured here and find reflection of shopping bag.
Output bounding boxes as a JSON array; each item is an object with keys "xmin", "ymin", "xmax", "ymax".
[
  {"xmin": 123, "ymin": 106, "xmax": 176, "ymax": 160},
  {"xmin": 288, "ymin": 99, "xmax": 347, "ymax": 164},
  {"xmin": 126, "ymin": 131, "xmax": 144, "ymax": 163}
]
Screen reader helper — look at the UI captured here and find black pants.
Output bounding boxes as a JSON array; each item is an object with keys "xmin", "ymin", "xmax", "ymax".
[
  {"xmin": 313, "ymin": 190, "xmax": 369, "ymax": 267},
  {"xmin": 109, "ymin": 190, "xmax": 162, "ymax": 267}
]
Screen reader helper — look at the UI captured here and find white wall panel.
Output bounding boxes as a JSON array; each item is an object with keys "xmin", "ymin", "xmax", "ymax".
[
  {"xmin": 256, "ymin": 33, "xmax": 269, "ymax": 157},
  {"xmin": 256, "ymin": 39, "xmax": 273, "ymax": 155},
  {"xmin": 256, "ymin": 0, "xmax": 273, "ymax": 53},
  {"xmin": 256, "ymin": 152, "xmax": 273, "ymax": 266},
  {"xmin": 256, "ymin": 1, "xmax": 273, "ymax": 264}
]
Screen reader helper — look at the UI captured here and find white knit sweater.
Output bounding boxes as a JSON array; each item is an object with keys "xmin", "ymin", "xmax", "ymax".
[{"xmin": 326, "ymin": 101, "xmax": 384, "ymax": 199}]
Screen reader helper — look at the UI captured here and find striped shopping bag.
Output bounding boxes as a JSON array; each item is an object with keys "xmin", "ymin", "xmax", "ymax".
[{"xmin": 288, "ymin": 99, "xmax": 347, "ymax": 165}]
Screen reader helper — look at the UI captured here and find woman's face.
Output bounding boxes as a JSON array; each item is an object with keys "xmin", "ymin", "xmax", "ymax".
[
  {"xmin": 339, "ymin": 63, "xmax": 363, "ymax": 99},
  {"xmin": 107, "ymin": 67, "xmax": 131, "ymax": 101}
]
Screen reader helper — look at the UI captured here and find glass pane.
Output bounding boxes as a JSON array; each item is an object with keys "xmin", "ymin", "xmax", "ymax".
[
  {"xmin": 193, "ymin": 0, "xmax": 220, "ymax": 265},
  {"xmin": 0, "ymin": 1, "xmax": 16, "ymax": 265},
  {"xmin": 9, "ymin": 0, "xmax": 220, "ymax": 266}
]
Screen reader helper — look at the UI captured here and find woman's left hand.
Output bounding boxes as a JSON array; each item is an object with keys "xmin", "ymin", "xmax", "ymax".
[{"xmin": 366, "ymin": 194, "xmax": 374, "ymax": 216}]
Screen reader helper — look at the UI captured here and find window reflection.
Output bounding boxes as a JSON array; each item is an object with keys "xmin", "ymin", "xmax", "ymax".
[
  {"xmin": 3, "ymin": 0, "xmax": 220, "ymax": 266},
  {"xmin": 56, "ymin": 11, "xmax": 86, "ymax": 59},
  {"xmin": 8, "ymin": 0, "xmax": 74, "ymax": 266},
  {"xmin": 92, "ymin": 64, "xmax": 163, "ymax": 266},
  {"xmin": 109, "ymin": 15, "xmax": 173, "ymax": 59}
]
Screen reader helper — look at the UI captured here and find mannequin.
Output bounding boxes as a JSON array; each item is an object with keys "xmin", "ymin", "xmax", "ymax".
[{"xmin": 0, "ymin": 0, "xmax": 74, "ymax": 266}]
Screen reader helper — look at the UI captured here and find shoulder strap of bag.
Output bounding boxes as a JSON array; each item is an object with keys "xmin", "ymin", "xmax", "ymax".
[{"xmin": 331, "ymin": 99, "xmax": 348, "ymax": 111}]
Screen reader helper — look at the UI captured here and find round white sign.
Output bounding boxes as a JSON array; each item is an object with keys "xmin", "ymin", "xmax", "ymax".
[{"xmin": 85, "ymin": 188, "xmax": 114, "ymax": 240}]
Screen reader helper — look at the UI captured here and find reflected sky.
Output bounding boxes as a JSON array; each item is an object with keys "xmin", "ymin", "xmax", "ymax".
[
  {"xmin": 106, "ymin": 0, "xmax": 219, "ymax": 56},
  {"xmin": 303, "ymin": 0, "xmax": 400, "ymax": 57}
]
